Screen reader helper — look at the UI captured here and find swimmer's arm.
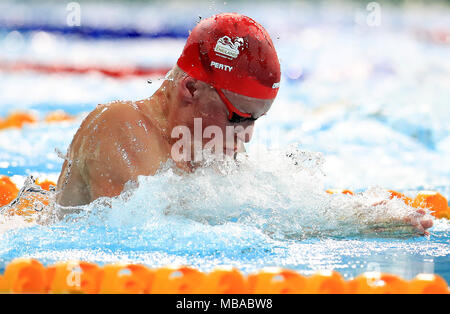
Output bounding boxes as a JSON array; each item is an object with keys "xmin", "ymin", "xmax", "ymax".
[
  {"xmin": 56, "ymin": 104, "xmax": 112, "ymax": 206},
  {"xmin": 60, "ymin": 101, "xmax": 159, "ymax": 204},
  {"xmin": 56, "ymin": 159, "xmax": 92, "ymax": 206},
  {"xmin": 84, "ymin": 113, "xmax": 152, "ymax": 201},
  {"xmin": 355, "ymin": 200, "xmax": 433, "ymax": 235},
  {"xmin": 83, "ymin": 138, "xmax": 139, "ymax": 202}
]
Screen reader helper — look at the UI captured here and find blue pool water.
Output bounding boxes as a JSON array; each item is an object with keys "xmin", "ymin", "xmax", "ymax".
[{"xmin": 0, "ymin": 1, "xmax": 449, "ymax": 282}]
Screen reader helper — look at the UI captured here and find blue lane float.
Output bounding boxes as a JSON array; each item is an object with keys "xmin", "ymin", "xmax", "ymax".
[{"xmin": 0, "ymin": 22, "xmax": 189, "ymax": 39}]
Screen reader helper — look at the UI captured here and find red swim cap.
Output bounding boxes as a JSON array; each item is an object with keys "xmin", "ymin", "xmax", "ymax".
[{"xmin": 177, "ymin": 13, "xmax": 281, "ymax": 100}]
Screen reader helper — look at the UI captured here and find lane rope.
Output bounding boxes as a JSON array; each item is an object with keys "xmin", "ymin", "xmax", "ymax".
[
  {"xmin": 0, "ymin": 258, "xmax": 448, "ymax": 294},
  {"xmin": 0, "ymin": 60, "xmax": 171, "ymax": 79},
  {"xmin": 0, "ymin": 22, "xmax": 189, "ymax": 39}
]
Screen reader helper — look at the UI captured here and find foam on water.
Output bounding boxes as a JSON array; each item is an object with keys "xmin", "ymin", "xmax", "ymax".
[
  {"xmin": 1, "ymin": 146, "xmax": 447, "ymax": 275},
  {"xmin": 36, "ymin": 147, "xmax": 428, "ymax": 236}
]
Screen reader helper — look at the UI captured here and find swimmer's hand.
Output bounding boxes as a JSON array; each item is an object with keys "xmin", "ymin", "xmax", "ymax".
[
  {"xmin": 401, "ymin": 207, "xmax": 433, "ymax": 235},
  {"xmin": 371, "ymin": 200, "xmax": 433, "ymax": 236}
]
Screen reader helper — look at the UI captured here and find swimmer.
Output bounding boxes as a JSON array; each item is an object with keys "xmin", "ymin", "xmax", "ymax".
[
  {"xmin": 56, "ymin": 13, "xmax": 279, "ymax": 206},
  {"xmin": 55, "ymin": 13, "xmax": 432, "ymax": 235}
]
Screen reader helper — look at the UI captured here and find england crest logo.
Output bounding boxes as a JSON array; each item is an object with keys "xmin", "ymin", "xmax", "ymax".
[{"xmin": 214, "ymin": 36, "xmax": 244, "ymax": 60}]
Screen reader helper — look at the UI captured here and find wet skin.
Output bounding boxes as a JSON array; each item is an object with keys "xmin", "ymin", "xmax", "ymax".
[{"xmin": 56, "ymin": 71, "xmax": 272, "ymax": 206}]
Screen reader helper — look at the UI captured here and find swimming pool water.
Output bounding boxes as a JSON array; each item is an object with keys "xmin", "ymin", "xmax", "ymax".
[{"xmin": 0, "ymin": 1, "xmax": 449, "ymax": 282}]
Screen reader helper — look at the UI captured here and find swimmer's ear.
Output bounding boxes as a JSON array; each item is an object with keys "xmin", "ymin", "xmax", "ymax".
[{"xmin": 179, "ymin": 76, "xmax": 198, "ymax": 104}]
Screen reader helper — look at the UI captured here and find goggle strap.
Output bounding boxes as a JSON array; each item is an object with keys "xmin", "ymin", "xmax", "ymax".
[{"xmin": 215, "ymin": 87, "xmax": 252, "ymax": 120}]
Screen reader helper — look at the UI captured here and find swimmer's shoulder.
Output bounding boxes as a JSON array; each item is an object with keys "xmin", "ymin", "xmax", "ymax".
[
  {"xmin": 94, "ymin": 100, "xmax": 138, "ymax": 122},
  {"xmin": 72, "ymin": 100, "xmax": 158, "ymax": 158},
  {"xmin": 70, "ymin": 101, "xmax": 135, "ymax": 153},
  {"xmin": 100, "ymin": 100, "xmax": 152, "ymax": 127},
  {"xmin": 78, "ymin": 100, "xmax": 144, "ymax": 134}
]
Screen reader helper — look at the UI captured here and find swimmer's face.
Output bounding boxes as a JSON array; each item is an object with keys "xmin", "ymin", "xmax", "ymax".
[
  {"xmin": 182, "ymin": 79, "xmax": 274, "ymax": 157},
  {"xmin": 177, "ymin": 77, "xmax": 273, "ymax": 156}
]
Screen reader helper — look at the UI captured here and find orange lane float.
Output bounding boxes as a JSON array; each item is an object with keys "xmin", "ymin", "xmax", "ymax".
[
  {"xmin": 0, "ymin": 111, "xmax": 74, "ymax": 130},
  {"xmin": 0, "ymin": 175, "xmax": 19, "ymax": 206},
  {"xmin": 0, "ymin": 275, "xmax": 5, "ymax": 291},
  {"xmin": 388, "ymin": 190, "xmax": 413, "ymax": 206},
  {"xmin": 99, "ymin": 263, "xmax": 154, "ymax": 294},
  {"xmin": 46, "ymin": 261, "xmax": 102, "ymax": 294},
  {"xmin": 247, "ymin": 267, "xmax": 308, "ymax": 294},
  {"xmin": 3, "ymin": 194, "xmax": 49, "ymax": 220},
  {"xmin": 35, "ymin": 179, "xmax": 56, "ymax": 191},
  {"xmin": 0, "ymin": 259, "xmax": 47, "ymax": 293},
  {"xmin": 412, "ymin": 191, "xmax": 449, "ymax": 219},
  {"xmin": 196, "ymin": 266, "xmax": 248, "ymax": 294},
  {"xmin": 1, "ymin": 177, "xmax": 56, "ymax": 220},
  {"xmin": 44, "ymin": 111, "xmax": 74, "ymax": 123},
  {"xmin": 0, "ymin": 259, "xmax": 448, "ymax": 294},
  {"xmin": 348, "ymin": 272, "xmax": 409, "ymax": 294},
  {"xmin": 150, "ymin": 266, "xmax": 206, "ymax": 294},
  {"xmin": 0, "ymin": 112, "xmax": 37, "ymax": 129},
  {"xmin": 2, "ymin": 189, "xmax": 51, "ymax": 219},
  {"xmin": 326, "ymin": 189, "xmax": 354, "ymax": 196},
  {"xmin": 305, "ymin": 270, "xmax": 348, "ymax": 294},
  {"xmin": 408, "ymin": 273, "xmax": 450, "ymax": 294}
]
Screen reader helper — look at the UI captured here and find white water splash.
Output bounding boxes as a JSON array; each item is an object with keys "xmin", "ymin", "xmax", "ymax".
[{"xmin": 38, "ymin": 145, "xmax": 432, "ymax": 239}]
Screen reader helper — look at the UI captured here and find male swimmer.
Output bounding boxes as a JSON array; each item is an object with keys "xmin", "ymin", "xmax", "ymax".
[
  {"xmin": 55, "ymin": 13, "xmax": 432, "ymax": 234},
  {"xmin": 56, "ymin": 13, "xmax": 277, "ymax": 206}
]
